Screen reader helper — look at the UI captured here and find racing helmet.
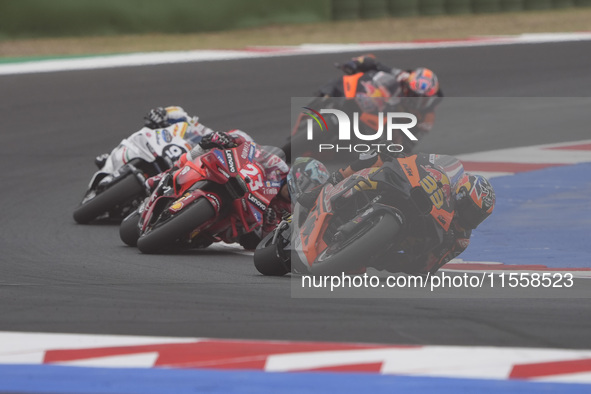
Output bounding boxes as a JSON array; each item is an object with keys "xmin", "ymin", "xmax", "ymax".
[
  {"xmin": 287, "ymin": 157, "xmax": 330, "ymax": 199},
  {"xmin": 402, "ymin": 68, "xmax": 440, "ymax": 110},
  {"xmin": 405, "ymin": 68, "xmax": 439, "ymax": 97},
  {"xmin": 454, "ymin": 173, "xmax": 495, "ymax": 230}
]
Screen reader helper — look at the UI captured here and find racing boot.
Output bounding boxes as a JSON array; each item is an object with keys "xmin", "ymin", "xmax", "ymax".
[
  {"xmin": 94, "ymin": 153, "xmax": 109, "ymax": 169},
  {"xmin": 144, "ymin": 172, "xmax": 167, "ymax": 194}
]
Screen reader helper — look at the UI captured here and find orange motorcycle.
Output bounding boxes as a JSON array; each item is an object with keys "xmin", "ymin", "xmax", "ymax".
[{"xmin": 254, "ymin": 154, "xmax": 461, "ymax": 276}]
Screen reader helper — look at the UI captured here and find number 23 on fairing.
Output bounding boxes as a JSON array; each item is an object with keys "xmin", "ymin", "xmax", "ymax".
[{"xmin": 240, "ymin": 164, "xmax": 264, "ymax": 191}]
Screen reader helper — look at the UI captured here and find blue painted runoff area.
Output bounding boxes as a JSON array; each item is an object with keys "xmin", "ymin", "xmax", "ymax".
[
  {"xmin": 0, "ymin": 364, "xmax": 589, "ymax": 394},
  {"xmin": 461, "ymin": 162, "xmax": 591, "ymax": 268}
]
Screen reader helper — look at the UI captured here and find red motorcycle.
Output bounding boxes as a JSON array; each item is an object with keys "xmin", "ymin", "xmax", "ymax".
[{"xmin": 132, "ymin": 141, "xmax": 285, "ymax": 254}]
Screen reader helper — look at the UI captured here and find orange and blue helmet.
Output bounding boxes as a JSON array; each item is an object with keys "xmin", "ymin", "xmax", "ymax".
[
  {"xmin": 405, "ymin": 68, "xmax": 440, "ymax": 97},
  {"xmin": 454, "ymin": 173, "xmax": 495, "ymax": 230}
]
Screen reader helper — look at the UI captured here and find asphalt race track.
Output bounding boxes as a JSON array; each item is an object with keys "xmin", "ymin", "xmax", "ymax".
[{"xmin": 1, "ymin": 41, "xmax": 591, "ymax": 349}]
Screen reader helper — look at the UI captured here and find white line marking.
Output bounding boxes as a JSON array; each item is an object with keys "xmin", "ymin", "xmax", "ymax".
[
  {"xmin": 54, "ymin": 352, "xmax": 160, "ymax": 368},
  {"xmin": 2, "ymin": 32, "xmax": 591, "ymax": 75}
]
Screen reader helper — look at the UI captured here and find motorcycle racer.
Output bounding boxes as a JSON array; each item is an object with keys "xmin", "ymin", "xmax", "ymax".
[
  {"xmin": 380, "ymin": 171, "xmax": 495, "ymax": 275},
  {"xmin": 94, "ymin": 106, "xmax": 214, "ymax": 168},
  {"xmin": 146, "ymin": 129, "xmax": 291, "ymax": 249},
  {"xmin": 335, "ymin": 54, "xmax": 443, "ymax": 149},
  {"xmin": 282, "ymin": 55, "xmax": 444, "ymax": 161},
  {"xmin": 298, "ymin": 153, "xmax": 495, "ymax": 275}
]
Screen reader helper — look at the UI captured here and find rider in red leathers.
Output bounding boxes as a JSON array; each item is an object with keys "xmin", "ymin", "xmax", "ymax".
[{"xmin": 146, "ymin": 128, "xmax": 291, "ymax": 250}]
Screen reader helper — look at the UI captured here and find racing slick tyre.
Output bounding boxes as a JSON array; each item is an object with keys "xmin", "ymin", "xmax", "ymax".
[
  {"xmin": 137, "ymin": 198, "xmax": 215, "ymax": 254},
  {"xmin": 310, "ymin": 213, "xmax": 399, "ymax": 276},
  {"xmin": 119, "ymin": 210, "xmax": 141, "ymax": 247},
  {"xmin": 239, "ymin": 232, "xmax": 262, "ymax": 251},
  {"xmin": 73, "ymin": 174, "xmax": 144, "ymax": 224},
  {"xmin": 254, "ymin": 232, "xmax": 289, "ymax": 276}
]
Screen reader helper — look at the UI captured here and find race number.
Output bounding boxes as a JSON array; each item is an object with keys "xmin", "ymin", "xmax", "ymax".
[
  {"xmin": 419, "ymin": 175, "xmax": 445, "ymax": 209},
  {"xmin": 162, "ymin": 144, "xmax": 186, "ymax": 161},
  {"xmin": 240, "ymin": 164, "xmax": 264, "ymax": 191}
]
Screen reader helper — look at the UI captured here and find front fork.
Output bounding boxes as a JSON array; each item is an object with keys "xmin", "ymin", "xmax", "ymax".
[
  {"xmin": 271, "ymin": 217, "xmax": 292, "ymax": 265},
  {"xmin": 333, "ymin": 200, "xmax": 406, "ymax": 243}
]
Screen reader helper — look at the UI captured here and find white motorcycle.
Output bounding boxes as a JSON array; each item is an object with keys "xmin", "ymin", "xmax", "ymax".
[{"xmin": 73, "ymin": 123, "xmax": 195, "ymax": 224}]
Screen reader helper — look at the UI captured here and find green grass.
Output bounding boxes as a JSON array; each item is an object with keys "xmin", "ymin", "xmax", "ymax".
[{"xmin": 1, "ymin": 7, "xmax": 590, "ymax": 60}]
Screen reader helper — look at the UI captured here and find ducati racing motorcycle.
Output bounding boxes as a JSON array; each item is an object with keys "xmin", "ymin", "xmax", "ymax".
[
  {"xmin": 73, "ymin": 123, "xmax": 194, "ymax": 224},
  {"xmin": 254, "ymin": 154, "xmax": 463, "ymax": 276},
  {"xmin": 126, "ymin": 141, "xmax": 286, "ymax": 254}
]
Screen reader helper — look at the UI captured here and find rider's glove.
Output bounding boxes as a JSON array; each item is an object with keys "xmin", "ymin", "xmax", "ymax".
[
  {"xmin": 144, "ymin": 107, "xmax": 169, "ymax": 129},
  {"xmin": 297, "ymin": 185, "xmax": 322, "ymax": 209},
  {"xmin": 263, "ymin": 208, "xmax": 278, "ymax": 232},
  {"xmin": 328, "ymin": 170, "xmax": 344, "ymax": 185},
  {"xmin": 339, "ymin": 60, "xmax": 360, "ymax": 75},
  {"xmin": 199, "ymin": 131, "xmax": 235, "ymax": 150}
]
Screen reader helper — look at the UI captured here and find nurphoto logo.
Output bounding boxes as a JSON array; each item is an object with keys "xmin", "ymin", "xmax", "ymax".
[{"xmin": 303, "ymin": 107, "xmax": 418, "ymax": 153}]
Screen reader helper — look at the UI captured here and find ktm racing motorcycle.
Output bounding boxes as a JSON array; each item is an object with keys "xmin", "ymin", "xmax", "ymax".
[
  {"xmin": 254, "ymin": 154, "xmax": 463, "ymax": 276},
  {"xmin": 73, "ymin": 123, "xmax": 194, "ymax": 224},
  {"xmin": 124, "ymin": 141, "xmax": 286, "ymax": 254},
  {"xmin": 285, "ymin": 67, "xmax": 413, "ymax": 163}
]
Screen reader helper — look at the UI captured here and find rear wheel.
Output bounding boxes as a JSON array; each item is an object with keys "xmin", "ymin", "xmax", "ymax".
[
  {"xmin": 119, "ymin": 210, "xmax": 141, "ymax": 247},
  {"xmin": 254, "ymin": 232, "xmax": 289, "ymax": 276},
  {"xmin": 73, "ymin": 174, "xmax": 144, "ymax": 224},
  {"xmin": 137, "ymin": 198, "xmax": 215, "ymax": 254},
  {"xmin": 310, "ymin": 213, "xmax": 399, "ymax": 276}
]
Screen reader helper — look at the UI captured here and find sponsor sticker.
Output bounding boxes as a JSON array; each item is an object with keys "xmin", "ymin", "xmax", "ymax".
[
  {"xmin": 248, "ymin": 143, "xmax": 256, "ymax": 161},
  {"xmin": 205, "ymin": 193, "xmax": 220, "ymax": 211},
  {"xmin": 214, "ymin": 150, "xmax": 226, "ymax": 166},
  {"xmin": 170, "ymin": 201, "xmax": 184, "ymax": 212},
  {"xmin": 247, "ymin": 194, "xmax": 267, "ymax": 211},
  {"xmin": 146, "ymin": 143, "xmax": 158, "ymax": 158},
  {"xmin": 180, "ymin": 166, "xmax": 191, "ymax": 176},
  {"xmin": 241, "ymin": 143, "xmax": 250, "ymax": 159},
  {"xmin": 162, "ymin": 129, "xmax": 173, "ymax": 143},
  {"xmin": 217, "ymin": 166, "xmax": 230, "ymax": 178},
  {"xmin": 402, "ymin": 163, "xmax": 413, "ymax": 177},
  {"xmin": 249, "ymin": 204, "xmax": 263, "ymax": 223},
  {"xmin": 225, "ymin": 150, "xmax": 236, "ymax": 173},
  {"xmin": 265, "ymin": 181, "xmax": 282, "ymax": 188}
]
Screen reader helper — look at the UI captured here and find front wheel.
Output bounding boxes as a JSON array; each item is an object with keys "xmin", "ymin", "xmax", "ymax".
[
  {"xmin": 310, "ymin": 213, "xmax": 399, "ymax": 276},
  {"xmin": 254, "ymin": 231, "xmax": 289, "ymax": 276},
  {"xmin": 137, "ymin": 198, "xmax": 215, "ymax": 254},
  {"xmin": 119, "ymin": 210, "xmax": 141, "ymax": 247},
  {"xmin": 73, "ymin": 174, "xmax": 145, "ymax": 224}
]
